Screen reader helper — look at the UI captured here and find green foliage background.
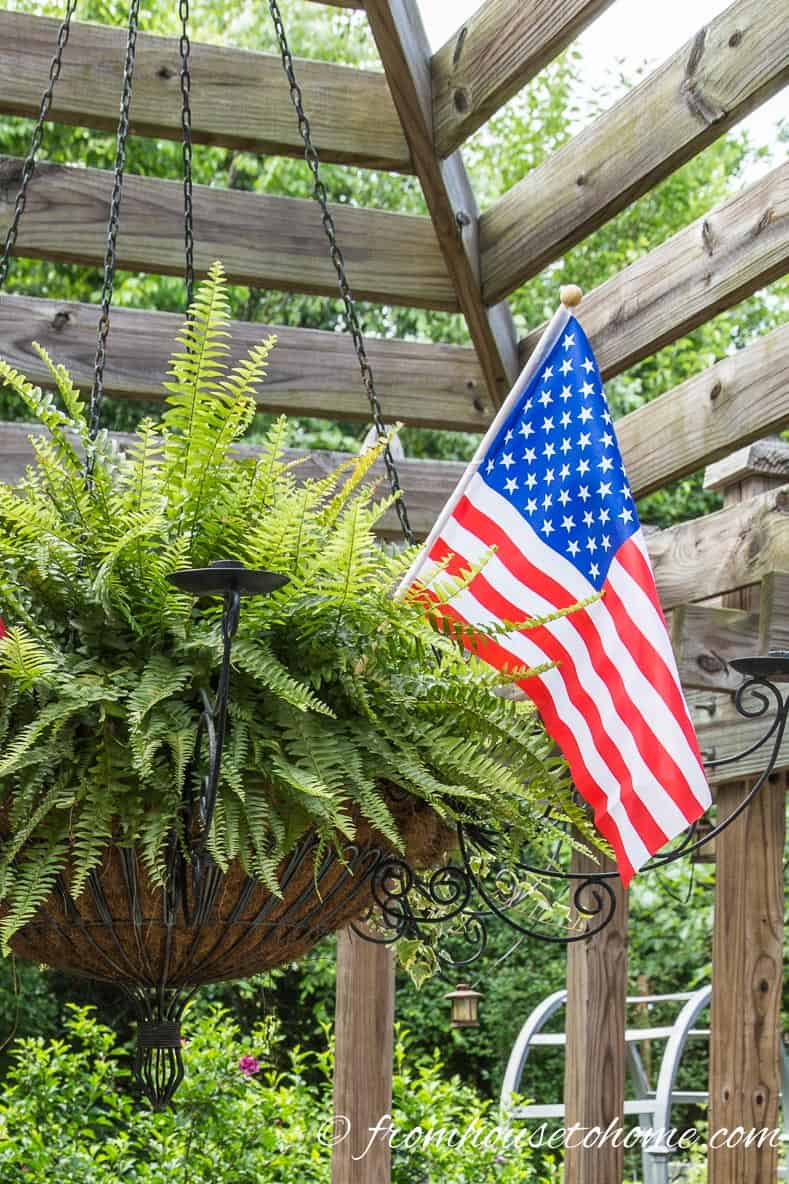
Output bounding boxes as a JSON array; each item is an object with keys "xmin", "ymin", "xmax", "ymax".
[{"xmin": 0, "ymin": 1, "xmax": 786, "ymax": 1179}]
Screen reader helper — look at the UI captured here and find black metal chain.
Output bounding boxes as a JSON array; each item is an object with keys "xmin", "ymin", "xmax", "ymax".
[
  {"xmin": 0, "ymin": 0, "xmax": 78, "ymax": 291},
  {"xmin": 267, "ymin": 0, "xmax": 415, "ymax": 546},
  {"xmin": 178, "ymin": 0, "xmax": 195, "ymax": 310},
  {"xmin": 87, "ymin": 0, "xmax": 141, "ymax": 474}
]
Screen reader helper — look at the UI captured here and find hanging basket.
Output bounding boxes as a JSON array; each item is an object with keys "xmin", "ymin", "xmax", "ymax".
[{"xmin": 8, "ymin": 788, "xmax": 452, "ymax": 986}]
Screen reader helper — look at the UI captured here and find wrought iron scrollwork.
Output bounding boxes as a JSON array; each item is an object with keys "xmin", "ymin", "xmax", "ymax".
[{"xmin": 356, "ymin": 652, "xmax": 789, "ymax": 971}]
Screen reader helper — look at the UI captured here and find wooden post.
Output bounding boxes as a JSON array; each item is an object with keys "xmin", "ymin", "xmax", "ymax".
[
  {"xmin": 705, "ymin": 440, "xmax": 788, "ymax": 1184},
  {"xmin": 563, "ymin": 846, "xmax": 629, "ymax": 1184},
  {"xmin": 331, "ymin": 925, "xmax": 395, "ymax": 1184}
]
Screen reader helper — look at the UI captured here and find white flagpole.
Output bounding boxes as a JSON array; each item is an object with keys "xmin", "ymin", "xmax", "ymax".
[{"xmin": 394, "ymin": 287, "xmax": 582, "ymax": 599}]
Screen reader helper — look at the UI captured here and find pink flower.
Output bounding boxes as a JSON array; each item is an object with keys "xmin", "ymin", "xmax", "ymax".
[{"xmin": 238, "ymin": 1055, "xmax": 261, "ymax": 1077}]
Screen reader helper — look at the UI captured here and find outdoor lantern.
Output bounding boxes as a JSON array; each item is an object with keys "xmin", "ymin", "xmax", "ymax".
[{"xmin": 445, "ymin": 983, "xmax": 482, "ymax": 1028}]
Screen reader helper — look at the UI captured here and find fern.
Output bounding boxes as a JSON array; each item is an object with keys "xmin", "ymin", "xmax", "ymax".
[{"xmin": 0, "ymin": 263, "xmax": 595, "ymax": 947}]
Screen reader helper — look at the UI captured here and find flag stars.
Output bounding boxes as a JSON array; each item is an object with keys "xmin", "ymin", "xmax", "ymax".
[
  {"xmin": 600, "ymin": 431, "xmax": 614, "ymax": 449},
  {"xmin": 559, "ymin": 464, "xmax": 571, "ymax": 482},
  {"xmin": 589, "ymin": 562, "xmax": 600, "ymax": 580},
  {"xmin": 619, "ymin": 507, "xmax": 634, "ymax": 524},
  {"xmin": 581, "ymin": 357, "xmax": 595, "ymax": 374},
  {"xmin": 577, "ymin": 458, "xmax": 590, "ymax": 476},
  {"xmin": 542, "ymin": 492, "xmax": 553, "ymax": 511},
  {"xmin": 541, "ymin": 365, "xmax": 554, "ymax": 381},
  {"xmin": 544, "ymin": 467, "xmax": 556, "ymax": 485},
  {"xmin": 559, "ymin": 384, "xmax": 573, "ymax": 403},
  {"xmin": 621, "ymin": 484, "xmax": 633, "ymax": 500},
  {"xmin": 560, "ymin": 410, "xmax": 572, "ymax": 428},
  {"xmin": 601, "ymin": 535, "xmax": 612, "ymax": 552},
  {"xmin": 580, "ymin": 380, "xmax": 595, "ymax": 398},
  {"xmin": 562, "ymin": 332, "xmax": 576, "ymax": 350},
  {"xmin": 541, "ymin": 519, "xmax": 555, "ymax": 536},
  {"xmin": 598, "ymin": 507, "xmax": 611, "ymax": 524},
  {"xmin": 578, "ymin": 432, "xmax": 591, "ymax": 450},
  {"xmin": 541, "ymin": 416, "xmax": 554, "ymax": 432},
  {"xmin": 578, "ymin": 406, "xmax": 593, "ymax": 424},
  {"xmin": 586, "ymin": 537, "xmax": 598, "ymax": 553},
  {"xmin": 500, "ymin": 452, "xmax": 515, "ymax": 469},
  {"xmin": 538, "ymin": 389, "xmax": 553, "ymax": 407},
  {"xmin": 504, "ymin": 476, "xmax": 519, "ymax": 495},
  {"xmin": 582, "ymin": 510, "xmax": 594, "ymax": 528},
  {"xmin": 559, "ymin": 357, "xmax": 573, "ymax": 376},
  {"xmin": 523, "ymin": 447, "xmax": 536, "ymax": 464},
  {"xmin": 597, "ymin": 481, "xmax": 612, "ymax": 498},
  {"xmin": 525, "ymin": 472, "xmax": 537, "ymax": 490},
  {"xmin": 560, "ymin": 437, "xmax": 572, "ymax": 455},
  {"xmin": 598, "ymin": 456, "xmax": 614, "ymax": 473},
  {"xmin": 543, "ymin": 441, "xmax": 556, "ymax": 460},
  {"xmin": 558, "ymin": 488, "xmax": 571, "ymax": 506},
  {"xmin": 578, "ymin": 485, "xmax": 591, "ymax": 502},
  {"xmin": 561, "ymin": 514, "xmax": 575, "ymax": 532},
  {"xmin": 525, "ymin": 498, "xmax": 538, "ymax": 515},
  {"xmin": 486, "ymin": 459, "xmax": 495, "ymax": 474},
  {"xmin": 602, "ymin": 408, "xmax": 612, "ymax": 425},
  {"xmin": 519, "ymin": 421, "xmax": 534, "ymax": 439},
  {"xmin": 505, "ymin": 428, "xmax": 514, "ymax": 443},
  {"xmin": 567, "ymin": 540, "xmax": 580, "ymax": 557}
]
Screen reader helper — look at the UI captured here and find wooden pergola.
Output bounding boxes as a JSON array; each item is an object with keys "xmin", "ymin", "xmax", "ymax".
[{"xmin": 0, "ymin": 1, "xmax": 787, "ymax": 1180}]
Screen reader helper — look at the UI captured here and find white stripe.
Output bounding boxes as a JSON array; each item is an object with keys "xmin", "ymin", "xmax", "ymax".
[
  {"xmin": 436, "ymin": 517, "xmax": 692, "ymax": 838},
  {"xmin": 445, "ymin": 585, "xmax": 652, "ymax": 872},
  {"xmin": 463, "ymin": 477, "xmax": 710, "ymax": 813},
  {"xmin": 605, "ymin": 557, "xmax": 711, "ymax": 810}
]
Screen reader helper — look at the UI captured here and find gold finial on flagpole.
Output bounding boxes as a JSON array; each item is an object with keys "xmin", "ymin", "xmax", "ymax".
[{"xmin": 560, "ymin": 284, "xmax": 583, "ymax": 309}]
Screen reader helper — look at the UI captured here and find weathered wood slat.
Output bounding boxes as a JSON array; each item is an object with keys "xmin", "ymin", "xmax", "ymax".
[
  {"xmin": 518, "ymin": 162, "xmax": 789, "ymax": 379},
  {"xmin": 648, "ymin": 485, "xmax": 789, "ymax": 611},
  {"xmin": 0, "ymin": 11, "xmax": 409, "ymax": 172},
  {"xmin": 481, "ymin": 0, "xmax": 789, "ymax": 302},
  {"xmin": 0, "ymin": 419, "xmax": 466, "ymax": 540},
  {"xmin": 617, "ymin": 324, "xmax": 789, "ymax": 499},
  {"xmin": 758, "ymin": 570, "xmax": 789, "ymax": 653},
  {"xmin": 671, "ymin": 604, "xmax": 758, "ymax": 692},
  {"xmin": 704, "ymin": 436, "xmax": 789, "ymax": 493},
  {"xmin": 0, "ymin": 293, "xmax": 490, "ymax": 431},
  {"xmin": 432, "ymin": 0, "xmax": 614, "ymax": 158},
  {"xmin": 0, "ymin": 156, "xmax": 455, "ymax": 311},
  {"xmin": 690, "ymin": 694, "xmax": 789, "ymax": 781},
  {"xmin": 364, "ymin": 0, "xmax": 520, "ymax": 406}
]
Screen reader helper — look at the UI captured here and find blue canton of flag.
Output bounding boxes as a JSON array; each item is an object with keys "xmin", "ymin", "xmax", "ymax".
[{"xmin": 481, "ymin": 320, "xmax": 637, "ymax": 589}]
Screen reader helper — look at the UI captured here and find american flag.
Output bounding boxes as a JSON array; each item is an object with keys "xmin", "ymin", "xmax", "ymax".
[{"xmin": 399, "ymin": 308, "xmax": 710, "ymax": 883}]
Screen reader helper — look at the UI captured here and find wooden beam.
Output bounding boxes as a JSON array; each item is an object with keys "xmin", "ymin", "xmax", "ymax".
[
  {"xmin": 704, "ymin": 436, "xmax": 789, "ymax": 495},
  {"xmin": 364, "ymin": 0, "xmax": 520, "ymax": 407},
  {"xmin": 331, "ymin": 925, "xmax": 395, "ymax": 1184},
  {"xmin": 709, "ymin": 774, "xmax": 785, "ymax": 1184},
  {"xmin": 647, "ymin": 485, "xmax": 789, "ymax": 610},
  {"xmin": 0, "ymin": 156, "xmax": 455, "ymax": 311},
  {"xmin": 518, "ymin": 161, "xmax": 789, "ymax": 375},
  {"xmin": 0, "ymin": 293, "xmax": 491, "ymax": 432},
  {"xmin": 0, "ymin": 11, "xmax": 409, "ymax": 172},
  {"xmin": 481, "ymin": 0, "xmax": 789, "ymax": 302},
  {"xmin": 617, "ymin": 326, "xmax": 789, "ymax": 499},
  {"xmin": 758, "ymin": 570, "xmax": 789, "ymax": 653},
  {"xmin": 671, "ymin": 604, "xmax": 758, "ymax": 692},
  {"xmin": 0, "ymin": 419, "xmax": 465, "ymax": 540},
  {"xmin": 563, "ymin": 845, "xmax": 628, "ymax": 1184},
  {"xmin": 432, "ymin": 0, "xmax": 614, "ymax": 158},
  {"xmin": 689, "ymin": 690, "xmax": 789, "ymax": 781}
]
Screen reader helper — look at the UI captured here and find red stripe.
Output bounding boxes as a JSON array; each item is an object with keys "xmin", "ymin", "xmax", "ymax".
[
  {"xmin": 421, "ymin": 583, "xmax": 636, "ymax": 882},
  {"xmin": 431, "ymin": 537, "xmax": 668, "ymax": 854},
  {"xmin": 445, "ymin": 498, "xmax": 702, "ymax": 822},
  {"xmin": 611, "ymin": 538, "xmax": 705, "ymax": 770}
]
